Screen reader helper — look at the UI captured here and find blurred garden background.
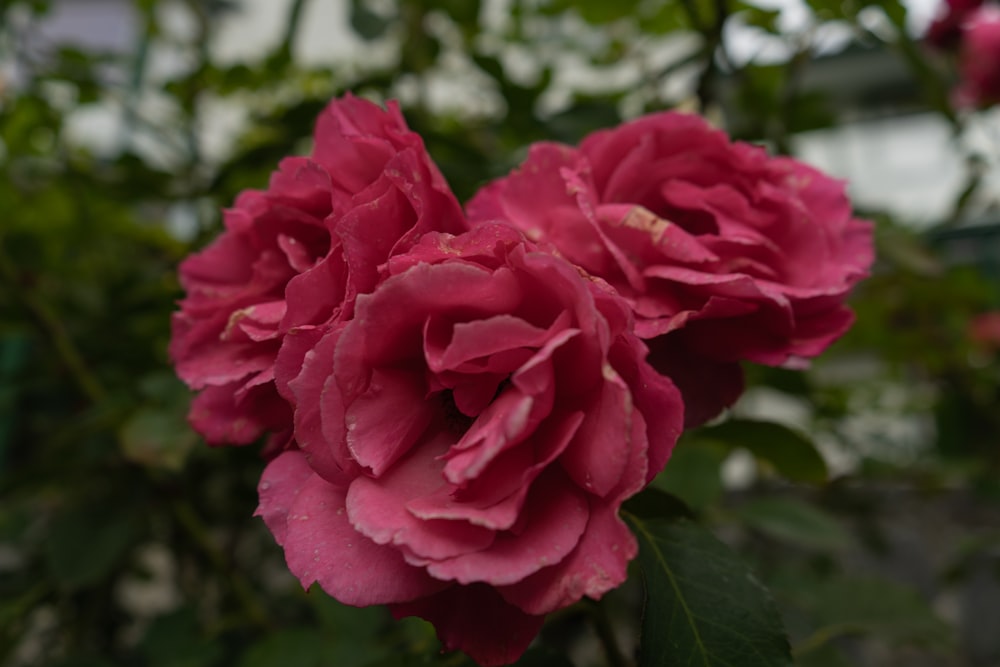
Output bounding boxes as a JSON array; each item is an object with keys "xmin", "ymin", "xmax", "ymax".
[{"xmin": 2, "ymin": 0, "xmax": 1000, "ymax": 665}]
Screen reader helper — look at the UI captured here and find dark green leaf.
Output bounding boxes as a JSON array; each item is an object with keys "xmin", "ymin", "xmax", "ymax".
[
  {"xmin": 47, "ymin": 657, "xmax": 117, "ymax": 667},
  {"xmin": 45, "ymin": 495, "xmax": 143, "ymax": 590},
  {"xmin": 626, "ymin": 514, "xmax": 793, "ymax": 667},
  {"xmin": 512, "ymin": 647, "xmax": 575, "ymax": 666},
  {"xmin": 349, "ymin": 0, "xmax": 393, "ymax": 40},
  {"xmin": 740, "ymin": 6, "xmax": 781, "ymax": 33},
  {"xmin": 788, "ymin": 577, "xmax": 955, "ymax": 656},
  {"xmin": 140, "ymin": 608, "xmax": 224, "ymax": 667},
  {"xmin": 698, "ymin": 419, "xmax": 828, "ymax": 484},
  {"xmin": 652, "ymin": 440, "xmax": 726, "ymax": 509},
  {"xmin": 542, "ymin": 0, "xmax": 641, "ymax": 23},
  {"xmin": 735, "ymin": 498, "xmax": 850, "ymax": 550},
  {"xmin": 624, "ymin": 487, "xmax": 696, "ymax": 521},
  {"xmin": 240, "ymin": 629, "xmax": 333, "ymax": 667}
]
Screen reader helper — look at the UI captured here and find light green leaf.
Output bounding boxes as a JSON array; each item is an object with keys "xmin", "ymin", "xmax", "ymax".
[
  {"xmin": 626, "ymin": 514, "xmax": 793, "ymax": 667},
  {"xmin": 120, "ymin": 406, "xmax": 198, "ymax": 471}
]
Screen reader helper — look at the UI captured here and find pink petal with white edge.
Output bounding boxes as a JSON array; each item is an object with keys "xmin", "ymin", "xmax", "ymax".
[
  {"xmin": 407, "ymin": 410, "xmax": 585, "ymax": 531},
  {"xmin": 423, "ymin": 314, "xmax": 553, "ymax": 373},
  {"xmin": 499, "ymin": 500, "xmax": 637, "ymax": 615},
  {"xmin": 278, "ymin": 460, "xmax": 447, "ymax": 606},
  {"xmin": 442, "ymin": 389, "xmax": 536, "ymax": 484},
  {"xmin": 390, "ymin": 584, "xmax": 544, "ymax": 667},
  {"xmin": 424, "ymin": 468, "xmax": 589, "ymax": 586},
  {"xmin": 346, "ymin": 430, "xmax": 496, "ymax": 561}
]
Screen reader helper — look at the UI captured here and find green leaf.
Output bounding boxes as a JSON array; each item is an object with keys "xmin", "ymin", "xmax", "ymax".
[
  {"xmin": 309, "ymin": 593, "xmax": 393, "ymax": 664},
  {"xmin": 120, "ymin": 373, "xmax": 198, "ymax": 470},
  {"xmin": 740, "ymin": 6, "xmax": 782, "ymax": 33},
  {"xmin": 45, "ymin": 495, "xmax": 142, "ymax": 590},
  {"xmin": 652, "ymin": 440, "xmax": 726, "ymax": 509},
  {"xmin": 626, "ymin": 514, "xmax": 793, "ymax": 667},
  {"xmin": 512, "ymin": 647, "xmax": 575, "ymax": 666},
  {"xmin": 350, "ymin": 0, "xmax": 393, "ymax": 40},
  {"xmin": 698, "ymin": 419, "xmax": 828, "ymax": 484},
  {"xmin": 786, "ymin": 577, "xmax": 954, "ymax": 656},
  {"xmin": 624, "ymin": 487, "xmax": 696, "ymax": 521},
  {"xmin": 240, "ymin": 630, "xmax": 333, "ymax": 667},
  {"xmin": 47, "ymin": 658, "xmax": 117, "ymax": 667},
  {"xmin": 120, "ymin": 406, "xmax": 198, "ymax": 471},
  {"xmin": 140, "ymin": 608, "xmax": 224, "ymax": 667},
  {"xmin": 543, "ymin": 0, "xmax": 642, "ymax": 24},
  {"xmin": 735, "ymin": 498, "xmax": 851, "ymax": 550}
]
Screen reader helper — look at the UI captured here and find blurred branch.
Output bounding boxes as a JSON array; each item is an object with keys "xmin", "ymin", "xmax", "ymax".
[
  {"xmin": 277, "ymin": 0, "xmax": 309, "ymax": 62},
  {"xmin": 684, "ymin": 0, "xmax": 733, "ymax": 111},
  {"xmin": 0, "ymin": 240, "xmax": 107, "ymax": 404},
  {"xmin": 170, "ymin": 498, "xmax": 272, "ymax": 630}
]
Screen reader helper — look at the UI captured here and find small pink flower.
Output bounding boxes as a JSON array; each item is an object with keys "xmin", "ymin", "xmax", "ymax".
[
  {"xmin": 926, "ymin": 0, "xmax": 984, "ymax": 49},
  {"xmin": 469, "ymin": 112, "xmax": 873, "ymax": 425},
  {"xmin": 170, "ymin": 95, "xmax": 466, "ymax": 447},
  {"xmin": 256, "ymin": 224, "xmax": 684, "ymax": 666},
  {"xmin": 953, "ymin": 8, "xmax": 1000, "ymax": 107},
  {"xmin": 970, "ymin": 311, "xmax": 1000, "ymax": 348}
]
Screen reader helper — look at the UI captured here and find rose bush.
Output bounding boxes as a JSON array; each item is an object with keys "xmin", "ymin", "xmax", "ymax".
[
  {"xmin": 255, "ymin": 224, "xmax": 684, "ymax": 666},
  {"xmin": 170, "ymin": 94, "xmax": 465, "ymax": 446},
  {"xmin": 468, "ymin": 112, "xmax": 873, "ymax": 425}
]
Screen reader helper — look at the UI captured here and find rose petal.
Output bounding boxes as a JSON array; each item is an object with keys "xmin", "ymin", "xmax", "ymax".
[
  {"xmin": 280, "ymin": 463, "xmax": 447, "ymax": 606},
  {"xmin": 256, "ymin": 451, "xmax": 317, "ymax": 544},
  {"xmin": 423, "ymin": 468, "xmax": 589, "ymax": 586},
  {"xmin": 346, "ymin": 429, "xmax": 495, "ymax": 561},
  {"xmin": 499, "ymin": 501, "xmax": 637, "ymax": 615},
  {"xmin": 390, "ymin": 584, "xmax": 544, "ymax": 667}
]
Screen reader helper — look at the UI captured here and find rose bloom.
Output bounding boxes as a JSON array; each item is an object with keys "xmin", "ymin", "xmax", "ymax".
[
  {"xmin": 468, "ymin": 112, "xmax": 873, "ymax": 425},
  {"xmin": 953, "ymin": 7, "xmax": 1000, "ymax": 107},
  {"xmin": 170, "ymin": 95, "xmax": 465, "ymax": 447},
  {"xmin": 256, "ymin": 224, "xmax": 683, "ymax": 666}
]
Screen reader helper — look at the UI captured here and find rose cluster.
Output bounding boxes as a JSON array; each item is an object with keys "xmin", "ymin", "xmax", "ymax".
[
  {"xmin": 926, "ymin": 0, "xmax": 1000, "ymax": 108},
  {"xmin": 171, "ymin": 94, "xmax": 872, "ymax": 666}
]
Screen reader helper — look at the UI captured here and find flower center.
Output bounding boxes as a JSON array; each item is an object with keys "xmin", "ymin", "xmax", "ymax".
[{"xmin": 441, "ymin": 391, "xmax": 475, "ymax": 435}]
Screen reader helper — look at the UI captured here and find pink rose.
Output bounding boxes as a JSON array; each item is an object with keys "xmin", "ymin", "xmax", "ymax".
[
  {"xmin": 468, "ymin": 112, "xmax": 873, "ymax": 425},
  {"xmin": 256, "ymin": 224, "xmax": 683, "ymax": 666},
  {"xmin": 953, "ymin": 7, "xmax": 1000, "ymax": 107},
  {"xmin": 170, "ymin": 94, "xmax": 466, "ymax": 446}
]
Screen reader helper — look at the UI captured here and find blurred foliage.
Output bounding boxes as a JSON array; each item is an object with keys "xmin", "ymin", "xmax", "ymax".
[{"xmin": 1, "ymin": 0, "xmax": 999, "ymax": 665}]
